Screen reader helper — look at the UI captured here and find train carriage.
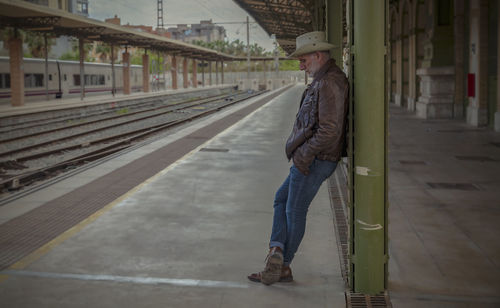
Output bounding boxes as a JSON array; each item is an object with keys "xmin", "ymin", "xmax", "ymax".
[{"xmin": 0, "ymin": 57, "xmax": 143, "ymax": 103}]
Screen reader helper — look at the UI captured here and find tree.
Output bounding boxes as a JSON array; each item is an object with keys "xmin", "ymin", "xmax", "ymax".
[
  {"xmin": 191, "ymin": 39, "xmax": 276, "ymax": 72},
  {"xmin": 94, "ymin": 42, "xmax": 118, "ymax": 63},
  {"xmin": 95, "ymin": 42, "xmax": 111, "ymax": 62},
  {"xmin": 0, "ymin": 28, "xmax": 55, "ymax": 58},
  {"xmin": 59, "ymin": 38, "xmax": 93, "ymax": 62},
  {"xmin": 25, "ymin": 32, "xmax": 55, "ymax": 58}
]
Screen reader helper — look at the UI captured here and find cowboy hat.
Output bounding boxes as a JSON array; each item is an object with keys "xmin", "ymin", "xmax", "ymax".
[{"xmin": 288, "ymin": 31, "xmax": 336, "ymax": 58}]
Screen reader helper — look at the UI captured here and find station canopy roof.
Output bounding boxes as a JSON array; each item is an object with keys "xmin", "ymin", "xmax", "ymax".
[
  {"xmin": 233, "ymin": 0, "xmax": 314, "ymax": 54},
  {"xmin": 0, "ymin": 0, "xmax": 284, "ymax": 62}
]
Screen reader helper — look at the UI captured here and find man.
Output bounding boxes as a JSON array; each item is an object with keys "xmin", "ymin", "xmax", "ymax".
[{"xmin": 248, "ymin": 31, "xmax": 349, "ymax": 285}]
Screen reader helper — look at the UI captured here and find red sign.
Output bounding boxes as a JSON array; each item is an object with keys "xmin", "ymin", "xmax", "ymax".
[{"xmin": 467, "ymin": 73, "xmax": 475, "ymax": 97}]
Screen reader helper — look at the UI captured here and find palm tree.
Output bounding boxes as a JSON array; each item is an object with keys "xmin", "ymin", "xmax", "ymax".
[
  {"xmin": 95, "ymin": 42, "xmax": 118, "ymax": 63},
  {"xmin": 0, "ymin": 28, "xmax": 55, "ymax": 58},
  {"xmin": 24, "ymin": 32, "xmax": 55, "ymax": 58},
  {"xmin": 69, "ymin": 38, "xmax": 94, "ymax": 61}
]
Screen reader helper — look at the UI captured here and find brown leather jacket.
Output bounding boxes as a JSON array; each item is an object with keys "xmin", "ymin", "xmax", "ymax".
[{"xmin": 285, "ymin": 59, "xmax": 348, "ymax": 175}]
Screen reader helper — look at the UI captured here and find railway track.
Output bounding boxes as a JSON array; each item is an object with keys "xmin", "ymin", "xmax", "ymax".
[
  {"xmin": 0, "ymin": 89, "xmax": 265, "ymax": 196},
  {"xmin": 0, "ymin": 92, "xmax": 235, "ymax": 155},
  {"xmin": 0, "ymin": 92, "xmax": 231, "ymax": 139}
]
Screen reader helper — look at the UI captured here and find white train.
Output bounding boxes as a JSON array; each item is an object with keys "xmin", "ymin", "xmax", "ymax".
[{"xmin": 0, "ymin": 57, "xmax": 143, "ymax": 103}]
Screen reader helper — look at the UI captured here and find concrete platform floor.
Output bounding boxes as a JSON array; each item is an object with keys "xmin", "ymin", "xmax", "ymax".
[
  {"xmin": 0, "ymin": 85, "xmax": 346, "ymax": 307},
  {"xmin": 1, "ymin": 84, "xmax": 499, "ymax": 307},
  {"xmin": 387, "ymin": 105, "xmax": 500, "ymax": 307}
]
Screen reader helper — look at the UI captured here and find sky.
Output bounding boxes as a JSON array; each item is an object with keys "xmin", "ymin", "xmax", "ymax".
[{"xmin": 89, "ymin": 0, "xmax": 276, "ymax": 52}]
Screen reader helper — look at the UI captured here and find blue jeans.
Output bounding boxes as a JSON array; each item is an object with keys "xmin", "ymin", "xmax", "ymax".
[{"xmin": 269, "ymin": 158, "xmax": 337, "ymax": 266}]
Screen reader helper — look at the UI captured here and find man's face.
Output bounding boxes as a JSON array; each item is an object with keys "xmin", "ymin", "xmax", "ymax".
[{"xmin": 298, "ymin": 52, "xmax": 321, "ymax": 76}]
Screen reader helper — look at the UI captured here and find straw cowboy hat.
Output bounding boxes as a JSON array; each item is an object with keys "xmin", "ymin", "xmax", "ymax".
[{"xmin": 288, "ymin": 31, "xmax": 336, "ymax": 58}]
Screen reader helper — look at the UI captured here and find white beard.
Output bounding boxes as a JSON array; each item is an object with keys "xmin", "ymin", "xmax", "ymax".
[{"xmin": 309, "ymin": 61, "xmax": 322, "ymax": 77}]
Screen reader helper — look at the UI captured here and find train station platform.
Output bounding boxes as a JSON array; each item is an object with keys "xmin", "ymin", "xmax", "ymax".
[
  {"xmin": 387, "ymin": 105, "xmax": 500, "ymax": 307},
  {"xmin": 0, "ymin": 85, "xmax": 346, "ymax": 307},
  {"xmin": 1, "ymin": 84, "xmax": 499, "ymax": 307}
]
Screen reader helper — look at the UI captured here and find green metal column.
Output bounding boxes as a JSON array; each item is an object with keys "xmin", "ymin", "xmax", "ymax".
[
  {"xmin": 326, "ymin": 0, "xmax": 343, "ymax": 64},
  {"xmin": 351, "ymin": 0, "xmax": 388, "ymax": 295}
]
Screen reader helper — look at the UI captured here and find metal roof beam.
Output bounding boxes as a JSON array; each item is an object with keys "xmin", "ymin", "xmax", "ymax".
[{"xmin": 0, "ymin": 15, "xmax": 60, "ymax": 28}]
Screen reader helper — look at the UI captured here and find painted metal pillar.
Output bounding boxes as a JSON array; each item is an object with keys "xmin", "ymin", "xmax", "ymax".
[
  {"xmin": 122, "ymin": 51, "xmax": 131, "ymax": 95},
  {"xmin": 201, "ymin": 60, "xmax": 205, "ymax": 87},
  {"xmin": 209, "ymin": 61, "xmax": 213, "ymax": 86},
  {"xmin": 215, "ymin": 60, "xmax": 219, "ymax": 85},
  {"xmin": 351, "ymin": 0, "xmax": 387, "ymax": 295},
  {"xmin": 246, "ymin": 16, "xmax": 250, "ymax": 80},
  {"xmin": 44, "ymin": 33, "xmax": 49, "ymax": 100},
  {"xmin": 111, "ymin": 44, "xmax": 116, "ymax": 96},
  {"xmin": 326, "ymin": 0, "xmax": 343, "ymax": 64},
  {"xmin": 142, "ymin": 52, "xmax": 150, "ymax": 93},
  {"xmin": 497, "ymin": 0, "xmax": 500, "ymax": 131},
  {"xmin": 79, "ymin": 37, "xmax": 85, "ymax": 100},
  {"xmin": 8, "ymin": 36, "xmax": 24, "ymax": 107},
  {"xmin": 182, "ymin": 57, "xmax": 188, "ymax": 88},
  {"xmin": 192, "ymin": 59, "xmax": 197, "ymax": 88},
  {"xmin": 263, "ymin": 60, "xmax": 267, "ymax": 85},
  {"xmin": 162, "ymin": 53, "xmax": 166, "ymax": 90},
  {"xmin": 221, "ymin": 61, "xmax": 224, "ymax": 84},
  {"xmin": 171, "ymin": 55, "xmax": 178, "ymax": 90}
]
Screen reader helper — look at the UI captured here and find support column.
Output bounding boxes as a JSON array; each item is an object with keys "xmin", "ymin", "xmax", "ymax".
[
  {"xmin": 192, "ymin": 59, "xmax": 197, "ymax": 88},
  {"xmin": 454, "ymin": 0, "xmax": 466, "ymax": 118},
  {"xmin": 416, "ymin": 0, "xmax": 455, "ymax": 119},
  {"xmin": 221, "ymin": 61, "xmax": 224, "ymax": 84},
  {"xmin": 246, "ymin": 16, "xmax": 250, "ymax": 80},
  {"xmin": 467, "ymin": 0, "xmax": 488, "ymax": 126},
  {"xmin": 395, "ymin": 31, "xmax": 403, "ymax": 106},
  {"xmin": 44, "ymin": 34, "xmax": 49, "ymax": 100},
  {"xmin": 326, "ymin": 0, "xmax": 343, "ymax": 63},
  {"xmin": 351, "ymin": 0, "xmax": 387, "ymax": 295},
  {"xmin": 201, "ymin": 60, "xmax": 205, "ymax": 87},
  {"xmin": 171, "ymin": 55, "xmax": 178, "ymax": 90},
  {"xmin": 111, "ymin": 44, "xmax": 116, "ymax": 96},
  {"xmin": 142, "ymin": 52, "xmax": 150, "ymax": 93},
  {"xmin": 209, "ymin": 61, "xmax": 213, "ymax": 86},
  {"xmin": 79, "ymin": 38, "xmax": 85, "ymax": 100},
  {"xmin": 183, "ymin": 57, "xmax": 188, "ymax": 88},
  {"xmin": 215, "ymin": 60, "xmax": 219, "ymax": 85},
  {"xmin": 162, "ymin": 53, "xmax": 166, "ymax": 90},
  {"xmin": 408, "ymin": 24, "xmax": 417, "ymax": 111},
  {"xmin": 496, "ymin": 0, "xmax": 500, "ymax": 131},
  {"xmin": 8, "ymin": 36, "xmax": 24, "ymax": 107},
  {"xmin": 122, "ymin": 51, "xmax": 131, "ymax": 95}
]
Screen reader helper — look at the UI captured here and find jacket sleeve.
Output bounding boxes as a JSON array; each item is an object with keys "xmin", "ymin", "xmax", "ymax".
[{"xmin": 293, "ymin": 78, "xmax": 346, "ymax": 174}]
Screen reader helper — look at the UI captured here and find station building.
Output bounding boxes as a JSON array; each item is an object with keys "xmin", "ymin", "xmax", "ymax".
[
  {"xmin": 167, "ymin": 20, "xmax": 226, "ymax": 44},
  {"xmin": 388, "ymin": 0, "xmax": 499, "ymax": 131}
]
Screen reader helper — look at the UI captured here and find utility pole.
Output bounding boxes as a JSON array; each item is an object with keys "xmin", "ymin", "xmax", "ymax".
[
  {"xmin": 157, "ymin": 0, "xmax": 164, "ymax": 29},
  {"xmin": 246, "ymin": 16, "xmax": 250, "ymax": 80}
]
